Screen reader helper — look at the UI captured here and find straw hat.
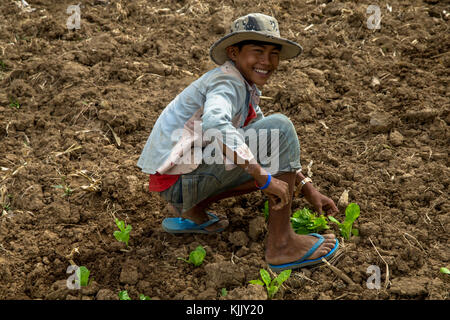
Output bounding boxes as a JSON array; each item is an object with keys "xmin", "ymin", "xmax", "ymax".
[{"xmin": 209, "ymin": 13, "xmax": 303, "ymax": 65}]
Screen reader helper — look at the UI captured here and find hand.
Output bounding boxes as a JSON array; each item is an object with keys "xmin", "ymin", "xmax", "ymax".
[
  {"xmin": 302, "ymin": 187, "xmax": 339, "ymax": 216},
  {"xmin": 261, "ymin": 176, "xmax": 289, "ymax": 211}
]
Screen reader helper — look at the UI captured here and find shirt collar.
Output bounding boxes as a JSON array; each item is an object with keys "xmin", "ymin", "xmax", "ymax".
[{"xmin": 226, "ymin": 60, "xmax": 261, "ymax": 96}]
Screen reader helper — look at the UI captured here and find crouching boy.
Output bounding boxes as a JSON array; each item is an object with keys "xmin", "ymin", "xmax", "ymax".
[{"xmin": 138, "ymin": 13, "xmax": 339, "ymax": 270}]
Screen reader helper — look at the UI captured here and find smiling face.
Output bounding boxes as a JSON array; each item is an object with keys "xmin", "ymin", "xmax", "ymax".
[{"xmin": 226, "ymin": 41, "xmax": 281, "ymax": 86}]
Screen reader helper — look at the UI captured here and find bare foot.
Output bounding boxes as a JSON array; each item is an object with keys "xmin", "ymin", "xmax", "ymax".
[
  {"xmin": 181, "ymin": 206, "xmax": 229, "ymax": 232},
  {"xmin": 265, "ymin": 233, "xmax": 336, "ymax": 265}
]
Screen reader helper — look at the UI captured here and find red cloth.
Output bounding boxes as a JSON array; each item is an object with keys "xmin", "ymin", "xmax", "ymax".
[
  {"xmin": 148, "ymin": 173, "xmax": 180, "ymax": 192},
  {"xmin": 244, "ymin": 103, "xmax": 257, "ymax": 127},
  {"xmin": 148, "ymin": 103, "xmax": 257, "ymax": 192}
]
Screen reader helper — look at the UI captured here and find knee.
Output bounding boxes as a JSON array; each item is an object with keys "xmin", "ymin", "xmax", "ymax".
[{"xmin": 268, "ymin": 113, "xmax": 296, "ymax": 138}]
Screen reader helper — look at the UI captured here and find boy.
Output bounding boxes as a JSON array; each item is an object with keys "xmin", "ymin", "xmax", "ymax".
[{"xmin": 138, "ymin": 13, "xmax": 339, "ymax": 270}]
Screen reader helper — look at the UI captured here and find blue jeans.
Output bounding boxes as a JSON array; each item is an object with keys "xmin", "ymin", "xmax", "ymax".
[{"xmin": 159, "ymin": 113, "xmax": 301, "ymax": 214}]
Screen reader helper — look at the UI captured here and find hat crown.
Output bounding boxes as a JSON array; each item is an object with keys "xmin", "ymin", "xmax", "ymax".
[{"xmin": 230, "ymin": 13, "xmax": 280, "ymax": 36}]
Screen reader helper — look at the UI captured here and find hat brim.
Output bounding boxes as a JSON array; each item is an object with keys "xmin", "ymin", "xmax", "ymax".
[{"xmin": 209, "ymin": 30, "xmax": 303, "ymax": 65}]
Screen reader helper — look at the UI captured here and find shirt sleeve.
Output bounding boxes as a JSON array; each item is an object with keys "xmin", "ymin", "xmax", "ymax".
[{"xmin": 202, "ymin": 73, "xmax": 256, "ymax": 165}]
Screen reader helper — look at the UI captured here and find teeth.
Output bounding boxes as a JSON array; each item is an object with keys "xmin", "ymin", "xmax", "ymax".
[{"xmin": 254, "ymin": 69, "xmax": 269, "ymax": 74}]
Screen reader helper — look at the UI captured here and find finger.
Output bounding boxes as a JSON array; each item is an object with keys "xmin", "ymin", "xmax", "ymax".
[
  {"xmin": 327, "ymin": 207, "xmax": 338, "ymax": 215},
  {"xmin": 331, "ymin": 201, "xmax": 339, "ymax": 213},
  {"xmin": 326, "ymin": 201, "xmax": 339, "ymax": 215},
  {"xmin": 315, "ymin": 205, "xmax": 323, "ymax": 215}
]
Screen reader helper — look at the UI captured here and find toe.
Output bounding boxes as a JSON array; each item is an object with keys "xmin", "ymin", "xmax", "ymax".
[
  {"xmin": 205, "ymin": 217, "xmax": 229, "ymax": 232},
  {"xmin": 310, "ymin": 246, "xmax": 329, "ymax": 260},
  {"xmin": 323, "ymin": 233, "xmax": 336, "ymax": 240}
]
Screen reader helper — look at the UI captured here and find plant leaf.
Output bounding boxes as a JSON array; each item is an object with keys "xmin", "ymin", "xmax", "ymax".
[
  {"xmin": 221, "ymin": 288, "xmax": 228, "ymax": 297},
  {"xmin": 189, "ymin": 251, "xmax": 203, "ymax": 266},
  {"xmin": 189, "ymin": 246, "xmax": 206, "ymax": 267},
  {"xmin": 267, "ymin": 285, "xmax": 278, "ymax": 299},
  {"xmin": 114, "ymin": 218, "xmax": 122, "ymax": 230},
  {"xmin": 345, "ymin": 203, "xmax": 360, "ymax": 223},
  {"xmin": 440, "ymin": 267, "xmax": 450, "ymax": 274},
  {"xmin": 341, "ymin": 221, "xmax": 352, "ymax": 240},
  {"xmin": 260, "ymin": 269, "xmax": 271, "ymax": 288},
  {"xmin": 114, "ymin": 230, "xmax": 129, "ymax": 246},
  {"xmin": 291, "ymin": 208, "xmax": 330, "ymax": 235},
  {"xmin": 113, "ymin": 230, "xmax": 122, "ymax": 241},
  {"xmin": 275, "ymin": 269, "xmax": 292, "ymax": 286},
  {"xmin": 328, "ymin": 216, "xmax": 341, "ymax": 225},
  {"xmin": 139, "ymin": 294, "xmax": 151, "ymax": 300},
  {"xmin": 177, "ymin": 257, "xmax": 190, "ymax": 263},
  {"xmin": 328, "ymin": 204, "xmax": 360, "ymax": 240},
  {"xmin": 195, "ymin": 245, "xmax": 206, "ymax": 255},
  {"xmin": 78, "ymin": 266, "xmax": 90, "ymax": 287},
  {"xmin": 113, "ymin": 219, "xmax": 131, "ymax": 246},
  {"xmin": 118, "ymin": 290, "xmax": 131, "ymax": 300},
  {"xmin": 312, "ymin": 215, "xmax": 329, "ymax": 232},
  {"xmin": 249, "ymin": 280, "xmax": 264, "ymax": 286},
  {"xmin": 343, "ymin": 203, "xmax": 360, "ymax": 239},
  {"xmin": 263, "ymin": 200, "xmax": 269, "ymax": 220}
]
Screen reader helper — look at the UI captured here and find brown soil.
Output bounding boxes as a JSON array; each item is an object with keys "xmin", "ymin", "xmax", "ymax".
[{"xmin": 0, "ymin": 0, "xmax": 449, "ymax": 300}]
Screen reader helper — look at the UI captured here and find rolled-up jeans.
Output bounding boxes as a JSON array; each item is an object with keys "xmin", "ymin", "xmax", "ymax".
[{"xmin": 159, "ymin": 113, "xmax": 301, "ymax": 214}]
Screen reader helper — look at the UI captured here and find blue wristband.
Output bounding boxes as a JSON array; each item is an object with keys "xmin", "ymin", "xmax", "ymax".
[{"xmin": 256, "ymin": 173, "xmax": 271, "ymax": 190}]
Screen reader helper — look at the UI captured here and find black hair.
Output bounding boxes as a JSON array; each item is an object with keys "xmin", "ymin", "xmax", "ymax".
[{"xmin": 232, "ymin": 40, "xmax": 282, "ymax": 51}]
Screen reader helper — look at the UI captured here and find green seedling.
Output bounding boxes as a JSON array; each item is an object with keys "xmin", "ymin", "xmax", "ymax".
[
  {"xmin": 77, "ymin": 266, "xmax": 90, "ymax": 287},
  {"xmin": 220, "ymin": 288, "xmax": 228, "ymax": 297},
  {"xmin": 52, "ymin": 176, "xmax": 73, "ymax": 197},
  {"xmin": 52, "ymin": 184, "xmax": 73, "ymax": 197},
  {"xmin": 0, "ymin": 60, "xmax": 7, "ymax": 72},
  {"xmin": 2, "ymin": 202, "xmax": 11, "ymax": 212},
  {"xmin": 178, "ymin": 245, "xmax": 206, "ymax": 267},
  {"xmin": 139, "ymin": 294, "xmax": 151, "ymax": 300},
  {"xmin": 119, "ymin": 290, "xmax": 151, "ymax": 300},
  {"xmin": 118, "ymin": 290, "xmax": 131, "ymax": 300},
  {"xmin": 249, "ymin": 268, "xmax": 291, "ymax": 299},
  {"xmin": 9, "ymin": 98, "xmax": 20, "ymax": 109},
  {"xmin": 328, "ymin": 203, "xmax": 360, "ymax": 240},
  {"xmin": 440, "ymin": 267, "xmax": 450, "ymax": 274},
  {"xmin": 290, "ymin": 207, "xmax": 329, "ymax": 235},
  {"xmin": 1, "ymin": 194, "xmax": 12, "ymax": 215},
  {"xmin": 113, "ymin": 218, "xmax": 132, "ymax": 247},
  {"xmin": 262, "ymin": 200, "xmax": 269, "ymax": 220}
]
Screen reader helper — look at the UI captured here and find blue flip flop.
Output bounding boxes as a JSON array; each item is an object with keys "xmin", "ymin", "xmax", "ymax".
[
  {"xmin": 162, "ymin": 212, "xmax": 225, "ymax": 234},
  {"xmin": 268, "ymin": 233, "xmax": 339, "ymax": 271}
]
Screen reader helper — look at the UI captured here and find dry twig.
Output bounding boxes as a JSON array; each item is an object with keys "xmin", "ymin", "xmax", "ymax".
[
  {"xmin": 293, "ymin": 271, "xmax": 318, "ymax": 284},
  {"xmin": 321, "ymin": 258, "xmax": 355, "ymax": 285},
  {"xmin": 53, "ymin": 144, "xmax": 82, "ymax": 157},
  {"xmin": 403, "ymin": 232, "xmax": 426, "ymax": 254},
  {"xmin": 70, "ymin": 170, "xmax": 102, "ymax": 192},
  {"xmin": 368, "ymin": 237, "xmax": 390, "ymax": 289},
  {"xmin": 106, "ymin": 123, "xmax": 121, "ymax": 147}
]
